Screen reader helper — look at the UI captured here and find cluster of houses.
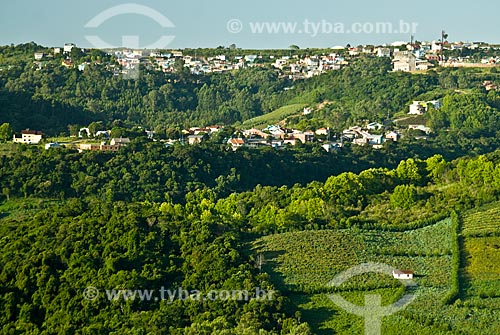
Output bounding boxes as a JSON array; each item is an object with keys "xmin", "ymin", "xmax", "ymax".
[
  {"xmin": 78, "ymin": 137, "xmax": 131, "ymax": 152},
  {"xmin": 382, "ymin": 41, "xmax": 500, "ymax": 72},
  {"xmin": 32, "ymin": 40, "xmax": 500, "ymax": 78},
  {"xmin": 110, "ymin": 50, "xmax": 349, "ymax": 78},
  {"xmin": 219, "ymin": 120, "xmax": 403, "ymax": 152},
  {"xmin": 12, "ymin": 94, "xmax": 440, "ymax": 152},
  {"xmin": 273, "ymin": 54, "xmax": 348, "ymax": 79}
]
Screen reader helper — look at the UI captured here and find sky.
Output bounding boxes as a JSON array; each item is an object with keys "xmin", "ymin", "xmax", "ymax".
[{"xmin": 0, "ymin": 0, "xmax": 499, "ymax": 49}]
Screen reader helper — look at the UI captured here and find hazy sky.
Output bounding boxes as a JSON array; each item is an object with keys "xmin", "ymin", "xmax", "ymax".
[{"xmin": 1, "ymin": 0, "xmax": 498, "ymax": 49}]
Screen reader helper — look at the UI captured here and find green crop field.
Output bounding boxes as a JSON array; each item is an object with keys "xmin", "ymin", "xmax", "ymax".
[
  {"xmin": 254, "ymin": 219, "xmax": 460, "ymax": 334},
  {"xmin": 254, "ymin": 219, "xmax": 453, "ymax": 291},
  {"xmin": 242, "ymin": 104, "xmax": 307, "ymax": 128},
  {"xmin": 462, "ymin": 201, "xmax": 500, "ymax": 237},
  {"xmin": 254, "ymin": 216, "xmax": 500, "ymax": 334},
  {"xmin": 462, "ymin": 202, "xmax": 500, "ymax": 299}
]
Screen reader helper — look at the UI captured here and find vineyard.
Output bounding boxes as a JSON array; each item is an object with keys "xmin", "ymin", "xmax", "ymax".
[
  {"xmin": 462, "ymin": 200, "xmax": 500, "ymax": 237},
  {"xmin": 254, "ymin": 219, "xmax": 453, "ymax": 291},
  {"xmin": 241, "ymin": 104, "xmax": 307, "ymax": 128},
  {"xmin": 253, "ymin": 219, "xmax": 464, "ymax": 334},
  {"xmin": 462, "ymin": 201, "xmax": 500, "ymax": 299},
  {"xmin": 255, "ymin": 215, "xmax": 500, "ymax": 334}
]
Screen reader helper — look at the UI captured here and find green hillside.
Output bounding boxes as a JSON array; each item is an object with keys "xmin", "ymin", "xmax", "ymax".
[{"xmin": 242, "ymin": 104, "xmax": 307, "ymax": 128}]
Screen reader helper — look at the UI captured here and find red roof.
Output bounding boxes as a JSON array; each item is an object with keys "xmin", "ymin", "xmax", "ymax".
[
  {"xmin": 21, "ymin": 130, "xmax": 42, "ymax": 135},
  {"xmin": 229, "ymin": 138, "xmax": 245, "ymax": 145}
]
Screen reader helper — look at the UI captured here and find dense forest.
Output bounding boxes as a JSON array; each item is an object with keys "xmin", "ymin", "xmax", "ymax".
[{"xmin": 1, "ymin": 141, "xmax": 500, "ymax": 333}]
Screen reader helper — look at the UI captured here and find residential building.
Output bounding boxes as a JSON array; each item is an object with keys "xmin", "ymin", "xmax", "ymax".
[
  {"xmin": 64, "ymin": 43, "xmax": 76, "ymax": 53},
  {"xmin": 293, "ymin": 131, "xmax": 315, "ymax": 144},
  {"xmin": 13, "ymin": 130, "xmax": 43, "ymax": 144},
  {"xmin": 322, "ymin": 142, "xmax": 341, "ymax": 152},
  {"xmin": 367, "ymin": 122, "xmax": 383, "ymax": 130},
  {"xmin": 187, "ymin": 135, "xmax": 204, "ymax": 145},
  {"xmin": 367, "ymin": 134, "xmax": 384, "ymax": 145},
  {"xmin": 376, "ymin": 47, "xmax": 391, "ymax": 57},
  {"xmin": 303, "ymin": 107, "xmax": 313, "ymax": 115},
  {"xmin": 79, "ymin": 143, "xmax": 121, "ymax": 152},
  {"xmin": 409, "ymin": 101, "xmax": 426, "ymax": 115},
  {"xmin": 393, "ymin": 51, "xmax": 416, "ymax": 72},
  {"xmin": 315, "ymin": 128, "xmax": 329, "ymax": 136},
  {"xmin": 228, "ymin": 138, "xmax": 246, "ymax": 151},
  {"xmin": 409, "ymin": 125, "xmax": 432, "ymax": 134},
  {"xmin": 34, "ymin": 53, "xmax": 45, "ymax": 60},
  {"xmin": 243, "ymin": 128, "xmax": 269, "ymax": 139},
  {"xmin": 385, "ymin": 131, "xmax": 400, "ymax": 142},
  {"xmin": 110, "ymin": 137, "xmax": 131, "ymax": 146}
]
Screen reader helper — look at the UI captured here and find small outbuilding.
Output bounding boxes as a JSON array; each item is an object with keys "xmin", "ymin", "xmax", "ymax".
[{"xmin": 392, "ymin": 269, "xmax": 414, "ymax": 280}]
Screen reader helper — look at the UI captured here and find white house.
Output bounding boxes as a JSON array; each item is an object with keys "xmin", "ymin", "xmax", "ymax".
[
  {"xmin": 187, "ymin": 135, "xmax": 204, "ymax": 145},
  {"xmin": 409, "ymin": 101, "xmax": 426, "ymax": 115},
  {"xmin": 377, "ymin": 47, "xmax": 391, "ymax": 57},
  {"xmin": 367, "ymin": 134, "xmax": 384, "ymax": 145},
  {"xmin": 392, "ymin": 269, "xmax": 414, "ymax": 280},
  {"xmin": 303, "ymin": 107, "xmax": 313, "ymax": 115},
  {"xmin": 315, "ymin": 128, "xmax": 329, "ymax": 136},
  {"xmin": 95, "ymin": 130, "xmax": 110, "ymax": 138},
  {"xmin": 110, "ymin": 137, "xmax": 131, "ymax": 146},
  {"xmin": 228, "ymin": 138, "xmax": 245, "ymax": 151},
  {"xmin": 78, "ymin": 128, "xmax": 91, "ymax": 138},
  {"xmin": 64, "ymin": 43, "xmax": 76, "ymax": 53},
  {"xmin": 34, "ymin": 53, "xmax": 45, "ymax": 60},
  {"xmin": 385, "ymin": 131, "xmax": 400, "ymax": 142},
  {"xmin": 13, "ymin": 130, "xmax": 43, "ymax": 144},
  {"xmin": 322, "ymin": 142, "xmax": 341, "ymax": 152},
  {"xmin": 393, "ymin": 51, "xmax": 416, "ymax": 72}
]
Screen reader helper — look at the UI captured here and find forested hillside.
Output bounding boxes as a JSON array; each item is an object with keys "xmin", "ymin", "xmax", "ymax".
[{"xmin": 2, "ymin": 43, "xmax": 500, "ymax": 136}]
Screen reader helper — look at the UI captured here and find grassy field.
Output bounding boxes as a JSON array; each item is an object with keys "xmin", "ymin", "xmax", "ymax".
[{"xmin": 242, "ymin": 104, "xmax": 307, "ymax": 128}]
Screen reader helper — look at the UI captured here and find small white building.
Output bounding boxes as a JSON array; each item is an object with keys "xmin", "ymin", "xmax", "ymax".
[
  {"xmin": 393, "ymin": 51, "xmax": 416, "ymax": 72},
  {"xmin": 34, "ymin": 52, "xmax": 45, "ymax": 60},
  {"xmin": 409, "ymin": 125, "xmax": 432, "ymax": 134},
  {"xmin": 64, "ymin": 43, "xmax": 76, "ymax": 53},
  {"xmin": 385, "ymin": 131, "xmax": 400, "ymax": 142},
  {"xmin": 409, "ymin": 101, "xmax": 426, "ymax": 115},
  {"xmin": 377, "ymin": 47, "xmax": 391, "ymax": 57},
  {"xmin": 392, "ymin": 269, "xmax": 414, "ymax": 280},
  {"xmin": 315, "ymin": 128, "xmax": 329, "ymax": 136},
  {"xmin": 187, "ymin": 135, "xmax": 204, "ymax": 145},
  {"xmin": 303, "ymin": 107, "xmax": 313, "ymax": 115},
  {"xmin": 228, "ymin": 138, "xmax": 245, "ymax": 151},
  {"xmin": 110, "ymin": 137, "xmax": 131, "ymax": 146},
  {"xmin": 45, "ymin": 142, "xmax": 61, "ymax": 150}
]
